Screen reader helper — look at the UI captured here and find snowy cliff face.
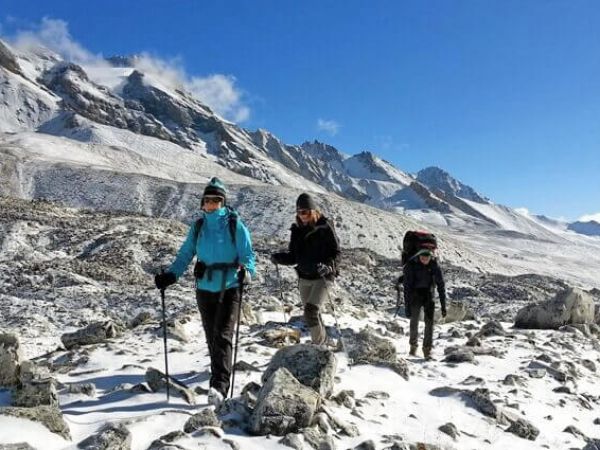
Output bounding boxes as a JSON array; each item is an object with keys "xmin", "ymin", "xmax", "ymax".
[{"xmin": 0, "ymin": 41, "xmax": 59, "ymax": 132}]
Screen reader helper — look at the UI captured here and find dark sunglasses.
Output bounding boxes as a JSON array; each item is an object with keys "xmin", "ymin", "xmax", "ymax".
[
  {"xmin": 203, "ymin": 196, "xmax": 223, "ymax": 205},
  {"xmin": 296, "ymin": 209, "xmax": 311, "ymax": 216}
]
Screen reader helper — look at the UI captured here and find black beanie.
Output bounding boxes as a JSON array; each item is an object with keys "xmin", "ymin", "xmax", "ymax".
[
  {"xmin": 203, "ymin": 177, "xmax": 227, "ymax": 202},
  {"xmin": 296, "ymin": 193, "xmax": 316, "ymax": 210}
]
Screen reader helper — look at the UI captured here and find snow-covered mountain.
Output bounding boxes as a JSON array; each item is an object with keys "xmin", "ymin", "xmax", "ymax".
[
  {"xmin": 0, "ymin": 36, "xmax": 571, "ymax": 238},
  {"xmin": 568, "ymin": 220, "xmax": 600, "ymax": 237}
]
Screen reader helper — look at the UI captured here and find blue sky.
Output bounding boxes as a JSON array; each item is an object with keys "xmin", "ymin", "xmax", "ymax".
[{"xmin": 2, "ymin": 0, "xmax": 599, "ymax": 221}]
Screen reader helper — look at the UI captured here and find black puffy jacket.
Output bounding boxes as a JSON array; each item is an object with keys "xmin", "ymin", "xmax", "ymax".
[{"xmin": 273, "ymin": 216, "xmax": 340, "ymax": 280}]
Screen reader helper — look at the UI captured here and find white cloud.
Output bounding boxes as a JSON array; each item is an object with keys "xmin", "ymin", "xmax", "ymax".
[
  {"xmin": 188, "ymin": 74, "xmax": 250, "ymax": 122},
  {"xmin": 6, "ymin": 18, "xmax": 250, "ymax": 123},
  {"xmin": 317, "ymin": 118, "xmax": 340, "ymax": 136},
  {"xmin": 579, "ymin": 212, "xmax": 600, "ymax": 223},
  {"xmin": 11, "ymin": 17, "xmax": 97, "ymax": 63}
]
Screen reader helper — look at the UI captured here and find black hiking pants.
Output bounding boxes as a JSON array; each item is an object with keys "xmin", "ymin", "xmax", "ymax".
[
  {"xmin": 409, "ymin": 288, "xmax": 435, "ymax": 350},
  {"xmin": 196, "ymin": 287, "xmax": 240, "ymax": 396}
]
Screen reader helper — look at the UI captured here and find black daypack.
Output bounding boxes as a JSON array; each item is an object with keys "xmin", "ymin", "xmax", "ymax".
[{"xmin": 401, "ymin": 230, "xmax": 437, "ymax": 265}]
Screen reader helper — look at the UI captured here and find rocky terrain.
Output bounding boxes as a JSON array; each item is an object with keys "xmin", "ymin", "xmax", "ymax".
[{"xmin": 1, "ymin": 197, "xmax": 599, "ymax": 450}]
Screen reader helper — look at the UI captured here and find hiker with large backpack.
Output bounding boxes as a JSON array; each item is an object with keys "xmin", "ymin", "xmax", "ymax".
[
  {"xmin": 400, "ymin": 231, "xmax": 447, "ymax": 360},
  {"xmin": 154, "ymin": 177, "xmax": 255, "ymax": 406},
  {"xmin": 270, "ymin": 193, "xmax": 340, "ymax": 345}
]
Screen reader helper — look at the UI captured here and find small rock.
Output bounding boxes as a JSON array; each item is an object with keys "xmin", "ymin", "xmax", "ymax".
[
  {"xmin": 505, "ymin": 416, "xmax": 539, "ymax": 441},
  {"xmin": 0, "ymin": 333, "xmax": 24, "ymax": 386},
  {"xmin": 365, "ymin": 391, "xmax": 390, "ymax": 400},
  {"xmin": 527, "ymin": 368, "xmax": 546, "ymax": 379},
  {"xmin": 145, "ymin": 367, "xmax": 195, "ymax": 405},
  {"xmin": 66, "ymin": 382, "xmax": 96, "ymax": 397},
  {"xmin": 443, "ymin": 348, "xmax": 475, "ymax": 363},
  {"xmin": 563, "ymin": 425, "xmax": 588, "ymax": 441},
  {"xmin": 278, "ymin": 433, "xmax": 303, "ymax": 450},
  {"xmin": 233, "ymin": 360, "xmax": 260, "ymax": 372},
  {"xmin": 129, "ymin": 311, "xmax": 154, "ymax": 328},
  {"xmin": 61, "ymin": 321, "xmax": 121, "ymax": 349},
  {"xmin": 333, "ymin": 389, "xmax": 355, "ymax": 408},
  {"xmin": 552, "ymin": 386, "xmax": 572, "ymax": 394},
  {"xmin": 183, "ymin": 408, "xmax": 221, "ymax": 433},
  {"xmin": 438, "ymin": 422, "xmax": 459, "ymax": 440},
  {"xmin": 0, "ymin": 444, "xmax": 37, "ymax": 450},
  {"xmin": 354, "ymin": 440, "xmax": 376, "ymax": 450},
  {"xmin": 77, "ymin": 422, "xmax": 131, "ymax": 449}
]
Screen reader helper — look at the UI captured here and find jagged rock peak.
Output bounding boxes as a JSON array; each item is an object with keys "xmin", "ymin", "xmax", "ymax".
[
  {"xmin": 300, "ymin": 140, "xmax": 345, "ymax": 162},
  {"xmin": 417, "ymin": 166, "xmax": 488, "ymax": 203}
]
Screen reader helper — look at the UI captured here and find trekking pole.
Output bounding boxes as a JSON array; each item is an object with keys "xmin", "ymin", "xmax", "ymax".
[
  {"xmin": 321, "ymin": 276, "xmax": 351, "ymax": 366},
  {"xmin": 230, "ymin": 267, "xmax": 245, "ymax": 399},
  {"xmin": 394, "ymin": 286, "xmax": 401, "ymax": 318},
  {"xmin": 159, "ymin": 269, "xmax": 170, "ymax": 402},
  {"xmin": 274, "ymin": 263, "xmax": 288, "ymax": 324}
]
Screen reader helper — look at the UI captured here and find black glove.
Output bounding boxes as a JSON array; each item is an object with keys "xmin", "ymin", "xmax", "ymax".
[
  {"xmin": 270, "ymin": 254, "xmax": 282, "ymax": 265},
  {"xmin": 238, "ymin": 266, "xmax": 251, "ymax": 285},
  {"xmin": 155, "ymin": 271, "xmax": 176, "ymax": 290},
  {"xmin": 316, "ymin": 263, "xmax": 333, "ymax": 278}
]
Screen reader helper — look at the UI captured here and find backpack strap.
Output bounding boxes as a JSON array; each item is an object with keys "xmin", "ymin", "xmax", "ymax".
[
  {"xmin": 193, "ymin": 208, "xmax": 238, "ymax": 247},
  {"xmin": 193, "ymin": 209, "xmax": 240, "ymax": 302}
]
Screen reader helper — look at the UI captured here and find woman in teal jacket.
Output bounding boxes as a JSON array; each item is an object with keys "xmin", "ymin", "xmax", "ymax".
[{"xmin": 155, "ymin": 177, "xmax": 255, "ymax": 406}]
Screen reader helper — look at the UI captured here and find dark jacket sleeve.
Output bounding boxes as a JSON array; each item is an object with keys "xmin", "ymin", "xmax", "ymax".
[
  {"xmin": 272, "ymin": 225, "xmax": 297, "ymax": 266},
  {"xmin": 433, "ymin": 262, "xmax": 446, "ymax": 308}
]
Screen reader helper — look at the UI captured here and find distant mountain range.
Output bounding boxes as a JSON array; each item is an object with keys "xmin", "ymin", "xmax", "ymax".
[{"xmin": 0, "ymin": 38, "xmax": 597, "ymax": 239}]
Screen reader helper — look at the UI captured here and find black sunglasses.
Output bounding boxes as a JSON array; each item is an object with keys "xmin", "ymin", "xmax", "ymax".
[{"xmin": 203, "ymin": 196, "xmax": 223, "ymax": 204}]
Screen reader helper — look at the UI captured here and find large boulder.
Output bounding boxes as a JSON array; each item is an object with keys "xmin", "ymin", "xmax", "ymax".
[
  {"xmin": 61, "ymin": 321, "xmax": 121, "ymax": 349},
  {"xmin": 346, "ymin": 328, "xmax": 409, "ymax": 380},
  {"xmin": 250, "ymin": 368, "xmax": 320, "ymax": 436},
  {"xmin": 262, "ymin": 344, "xmax": 337, "ymax": 398},
  {"xmin": 514, "ymin": 287, "xmax": 595, "ymax": 329},
  {"xmin": 12, "ymin": 377, "xmax": 59, "ymax": 408},
  {"xmin": 0, "ymin": 333, "xmax": 24, "ymax": 386},
  {"xmin": 0, "ymin": 406, "xmax": 71, "ymax": 440}
]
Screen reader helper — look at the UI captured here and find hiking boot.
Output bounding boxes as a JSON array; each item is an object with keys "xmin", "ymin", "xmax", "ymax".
[
  {"xmin": 423, "ymin": 347, "xmax": 432, "ymax": 360},
  {"xmin": 208, "ymin": 387, "xmax": 224, "ymax": 408},
  {"xmin": 409, "ymin": 345, "xmax": 417, "ymax": 356}
]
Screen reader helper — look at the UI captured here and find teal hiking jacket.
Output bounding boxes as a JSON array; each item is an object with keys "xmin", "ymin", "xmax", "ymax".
[{"xmin": 169, "ymin": 207, "xmax": 256, "ymax": 292}]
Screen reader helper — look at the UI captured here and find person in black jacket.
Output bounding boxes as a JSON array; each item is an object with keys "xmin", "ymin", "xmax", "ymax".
[
  {"xmin": 403, "ymin": 249, "xmax": 446, "ymax": 359},
  {"xmin": 271, "ymin": 193, "xmax": 341, "ymax": 344}
]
